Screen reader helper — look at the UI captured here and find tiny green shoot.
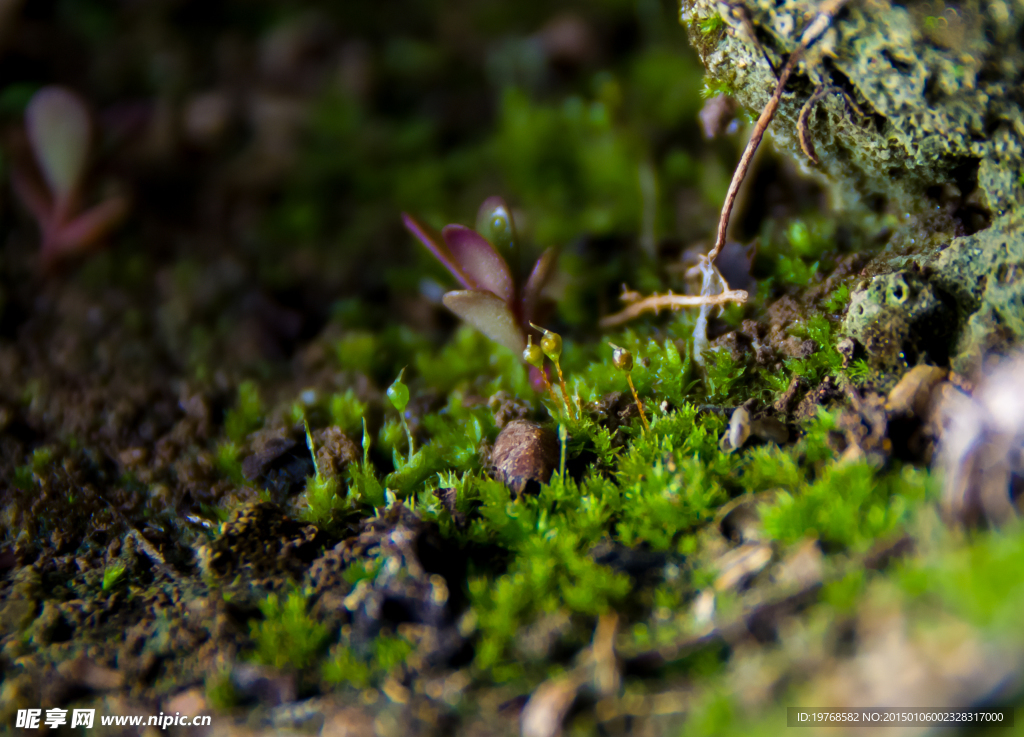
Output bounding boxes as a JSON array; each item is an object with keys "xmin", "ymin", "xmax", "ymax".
[{"xmin": 387, "ymin": 367, "xmax": 414, "ymax": 460}]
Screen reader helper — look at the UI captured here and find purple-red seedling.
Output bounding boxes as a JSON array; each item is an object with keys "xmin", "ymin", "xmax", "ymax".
[
  {"xmin": 402, "ymin": 196, "xmax": 557, "ymax": 360},
  {"xmin": 12, "ymin": 86, "xmax": 128, "ymax": 270}
]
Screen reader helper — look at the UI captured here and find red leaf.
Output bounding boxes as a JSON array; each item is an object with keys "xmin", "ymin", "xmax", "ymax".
[
  {"xmin": 441, "ymin": 290, "xmax": 525, "ymax": 355},
  {"xmin": 402, "ymin": 212, "xmax": 474, "ymax": 290},
  {"xmin": 442, "ymin": 224, "xmax": 515, "ymax": 303}
]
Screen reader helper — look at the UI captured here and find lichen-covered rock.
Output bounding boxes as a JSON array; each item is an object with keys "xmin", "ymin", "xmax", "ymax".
[
  {"xmin": 842, "ymin": 269, "xmax": 956, "ymax": 370},
  {"xmin": 929, "ymin": 211, "xmax": 1024, "ymax": 372},
  {"xmin": 843, "ymin": 210, "xmax": 1024, "ymax": 373},
  {"xmin": 682, "ymin": 0, "xmax": 1024, "ymax": 216}
]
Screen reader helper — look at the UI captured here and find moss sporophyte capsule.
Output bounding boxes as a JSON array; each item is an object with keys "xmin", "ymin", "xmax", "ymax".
[
  {"xmin": 387, "ymin": 368, "xmax": 414, "ymax": 457},
  {"xmin": 608, "ymin": 342, "xmax": 649, "ymax": 435},
  {"xmin": 529, "ymin": 324, "xmax": 576, "ymax": 421},
  {"xmin": 523, "ymin": 336, "xmax": 544, "ymax": 370},
  {"xmin": 536, "ymin": 327, "xmax": 562, "ymax": 362},
  {"xmin": 387, "ymin": 369, "xmax": 410, "ymax": 413},
  {"xmin": 525, "ymin": 335, "xmax": 568, "ymax": 419},
  {"xmin": 611, "ymin": 344, "xmax": 633, "ymax": 372}
]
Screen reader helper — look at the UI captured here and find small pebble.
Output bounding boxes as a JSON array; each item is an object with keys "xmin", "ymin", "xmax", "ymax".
[{"xmin": 720, "ymin": 406, "xmax": 751, "ymax": 453}]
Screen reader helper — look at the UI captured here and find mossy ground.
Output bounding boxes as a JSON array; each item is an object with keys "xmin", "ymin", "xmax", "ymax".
[{"xmin": 0, "ymin": 1, "xmax": 1022, "ymax": 735}]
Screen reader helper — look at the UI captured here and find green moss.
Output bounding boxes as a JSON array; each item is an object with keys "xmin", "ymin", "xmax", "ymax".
[
  {"xmin": 469, "ymin": 523, "xmax": 631, "ymax": 675},
  {"xmin": 248, "ymin": 589, "xmax": 333, "ymax": 672},
  {"xmin": 334, "ymin": 332, "xmax": 377, "ymax": 375},
  {"xmin": 101, "ymin": 562, "xmax": 127, "ymax": 592},
  {"xmin": 905, "ymin": 523, "xmax": 1024, "ymax": 636},
  {"xmin": 740, "ymin": 445, "xmax": 803, "ymax": 492},
  {"xmin": 697, "ymin": 13, "xmax": 726, "ymax": 42},
  {"xmin": 215, "ymin": 442, "xmax": 246, "ymax": 486},
  {"xmin": 329, "ymin": 390, "xmax": 368, "ymax": 438},
  {"xmin": 628, "ymin": 47, "xmax": 704, "ymax": 131},
  {"xmin": 204, "ymin": 669, "xmax": 240, "ymax": 712},
  {"xmin": 322, "ymin": 631, "xmax": 414, "ymax": 689},
  {"xmin": 323, "ymin": 645, "xmax": 372, "ymax": 689},
  {"xmin": 415, "ymin": 327, "xmax": 532, "ymax": 397},
  {"xmin": 701, "ymin": 77, "xmax": 737, "ymax": 99},
  {"xmin": 822, "ymin": 569, "xmax": 866, "ymax": 614},
  {"xmin": 702, "ymin": 348, "xmax": 749, "ymax": 405},
  {"xmin": 761, "ymin": 462, "xmax": 930, "ymax": 549},
  {"xmin": 786, "ymin": 314, "xmax": 845, "ymax": 381},
  {"xmin": 342, "ymin": 558, "xmax": 381, "ymax": 587},
  {"xmin": 302, "ymin": 472, "xmax": 343, "ymax": 529},
  {"xmin": 347, "ymin": 425, "xmax": 386, "ymax": 509},
  {"xmin": 30, "ymin": 446, "xmax": 55, "ymax": 472},
  {"xmin": 373, "ymin": 633, "xmax": 414, "ymax": 673},
  {"xmin": 615, "ymin": 408, "xmax": 732, "ymax": 549},
  {"xmin": 13, "ymin": 465, "xmax": 33, "ymax": 492},
  {"xmin": 822, "ymin": 284, "xmax": 851, "ymax": 314},
  {"xmin": 224, "ymin": 381, "xmax": 264, "ymax": 443}
]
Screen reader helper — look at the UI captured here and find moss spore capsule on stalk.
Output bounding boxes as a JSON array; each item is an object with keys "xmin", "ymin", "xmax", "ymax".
[
  {"xmin": 525, "ymin": 334, "xmax": 569, "ymax": 419},
  {"xmin": 387, "ymin": 368, "xmax": 414, "ymax": 458},
  {"xmin": 530, "ymin": 323, "xmax": 576, "ymax": 421},
  {"xmin": 387, "ymin": 368, "xmax": 410, "ymax": 413},
  {"xmin": 523, "ymin": 335, "xmax": 544, "ymax": 370},
  {"xmin": 609, "ymin": 342, "xmax": 650, "ymax": 435},
  {"xmin": 611, "ymin": 344, "xmax": 633, "ymax": 372},
  {"xmin": 538, "ymin": 329, "xmax": 562, "ymax": 362}
]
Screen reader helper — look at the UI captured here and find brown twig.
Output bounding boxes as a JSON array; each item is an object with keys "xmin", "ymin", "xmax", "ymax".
[
  {"xmin": 708, "ymin": 0, "xmax": 851, "ymax": 265},
  {"xmin": 599, "ymin": 283, "xmax": 749, "ymax": 328}
]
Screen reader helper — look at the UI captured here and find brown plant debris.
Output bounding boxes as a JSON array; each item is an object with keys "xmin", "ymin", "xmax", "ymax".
[
  {"xmin": 491, "ymin": 419, "xmax": 559, "ymax": 497},
  {"xmin": 599, "ymin": 276, "xmax": 749, "ymax": 328}
]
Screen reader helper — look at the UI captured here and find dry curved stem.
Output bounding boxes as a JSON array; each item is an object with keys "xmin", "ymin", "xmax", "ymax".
[
  {"xmin": 707, "ymin": 0, "xmax": 851, "ymax": 265},
  {"xmin": 798, "ymin": 83, "xmax": 870, "ymax": 164},
  {"xmin": 599, "ymin": 280, "xmax": 749, "ymax": 328},
  {"xmin": 797, "ymin": 85, "xmax": 834, "ymax": 164}
]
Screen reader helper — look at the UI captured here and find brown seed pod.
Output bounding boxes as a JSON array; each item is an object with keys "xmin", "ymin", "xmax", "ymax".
[{"xmin": 490, "ymin": 419, "xmax": 558, "ymax": 498}]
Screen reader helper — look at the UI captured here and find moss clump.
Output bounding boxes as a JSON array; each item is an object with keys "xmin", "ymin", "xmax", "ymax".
[
  {"xmin": 762, "ymin": 459, "xmax": 931, "ymax": 549},
  {"xmin": 224, "ymin": 380, "xmax": 264, "ymax": 443},
  {"xmin": 322, "ymin": 632, "xmax": 413, "ymax": 689},
  {"xmin": 100, "ymin": 562, "xmax": 127, "ymax": 592},
  {"xmin": 248, "ymin": 589, "xmax": 332, "ymax": 672}
]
